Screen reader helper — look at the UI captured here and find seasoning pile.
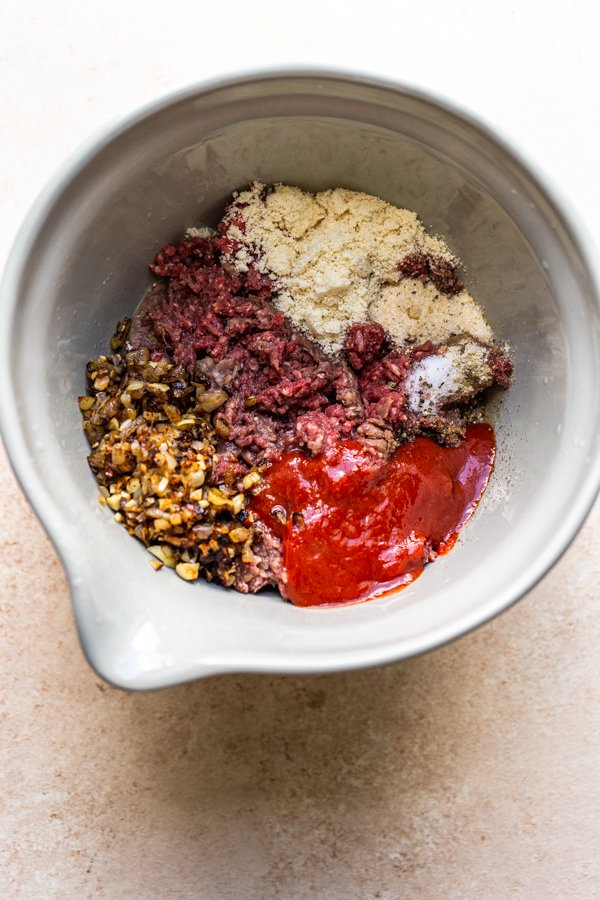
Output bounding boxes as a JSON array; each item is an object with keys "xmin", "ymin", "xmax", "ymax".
[{"xmin": 80, "ymin": 183, "xmax": 513, "ymax": 605}]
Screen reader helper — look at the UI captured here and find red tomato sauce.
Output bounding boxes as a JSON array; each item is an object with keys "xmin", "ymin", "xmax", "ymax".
[{"xmin": 249, "ymin": 424, "xmax": 496, "ymax": 607}]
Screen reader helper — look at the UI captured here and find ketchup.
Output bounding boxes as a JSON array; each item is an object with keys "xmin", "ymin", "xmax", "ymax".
[{"xmin": 249, "ymin": 424, "xmax": 495, "ymax": 607}]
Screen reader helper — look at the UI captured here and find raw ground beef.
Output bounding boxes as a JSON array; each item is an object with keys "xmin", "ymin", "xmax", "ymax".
[
  {"xmin": 397, "ymin": 249, "xmax": 464, "ymax": 295},
  {"xmin": 125, "ymin": 232, "xmax": 512, "ymax": 592},
  {"xmin": 131, "ymin": 235, "xmax": 366, "ymax": 484}
]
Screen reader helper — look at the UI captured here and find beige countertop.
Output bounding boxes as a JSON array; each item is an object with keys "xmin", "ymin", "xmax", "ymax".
[
  {"xmin": 2, "ymin": 436, "xmax": 600, "ymax": 898},
  {"xmin": 3, "ymin": 3, "xmax": 600, "ymax": 897}
]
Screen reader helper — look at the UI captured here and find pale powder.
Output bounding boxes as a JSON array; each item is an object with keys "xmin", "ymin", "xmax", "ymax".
[
  {"xmin": 219, "ymin": 182, "xmax": 497, "ymax": 357},
  {"xmin": 370, "ymin": 279, "xmax": 492, "ymax": 347},
  {"xmin": 222, "ymin": 183, "xmax": 461, "ymax": 352},
  {"xmin": 185, "ymin": 225, "xmax": 216, "ymax": 239}
]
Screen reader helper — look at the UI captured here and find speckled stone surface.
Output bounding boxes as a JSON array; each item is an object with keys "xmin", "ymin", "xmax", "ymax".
[
  {"xmin": 2, "ymin": 435, "xmax": 600, "ymax": 898},
  {"xmin": 3, "ymin": 3, "xmax": 600, "ymax": 897}
]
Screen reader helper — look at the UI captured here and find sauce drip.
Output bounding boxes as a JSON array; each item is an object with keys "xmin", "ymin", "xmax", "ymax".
[{"xmin": 249, "ymin": 424, "xmax": 495, "ymax": 607}]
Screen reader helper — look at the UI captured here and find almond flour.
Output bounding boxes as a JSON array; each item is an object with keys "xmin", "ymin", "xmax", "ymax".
[
  {"xmin": 221, "ymin": 182, "xmax": 491, "ymax": 353},
  {"xmin": 371, "ymin": 279, "xmax": 492, "ymax": 347}
]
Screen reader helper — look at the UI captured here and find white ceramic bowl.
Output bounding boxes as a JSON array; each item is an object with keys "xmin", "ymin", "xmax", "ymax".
[{"xmin": 2, "ymin": 71, "xmax": 600, "ymax": 690}]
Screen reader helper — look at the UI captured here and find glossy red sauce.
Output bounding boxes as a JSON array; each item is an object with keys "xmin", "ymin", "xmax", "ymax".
[{"xmin": 249, "ymin": 424, "xmax": 495, "ymax": 607}]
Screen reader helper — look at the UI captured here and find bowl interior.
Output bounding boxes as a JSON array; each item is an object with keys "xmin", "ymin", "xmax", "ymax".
[{"xmin": 5, "ymin": 74, "xmax": 600, "ymax": 688}]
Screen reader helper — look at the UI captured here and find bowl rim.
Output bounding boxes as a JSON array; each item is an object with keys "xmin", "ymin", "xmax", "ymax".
[{"xmin": 2, "ymin": 67, "xmax": 600, "ymax": 687}]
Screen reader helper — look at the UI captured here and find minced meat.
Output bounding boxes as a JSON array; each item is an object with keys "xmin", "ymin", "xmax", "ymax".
[
  {"xmin": 129, "ymin": 236, "xmax": 511, "ymax": 487},
  {"xmin": 82, "ymin": 189, "xmax": 513, "ymax": 599}
]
